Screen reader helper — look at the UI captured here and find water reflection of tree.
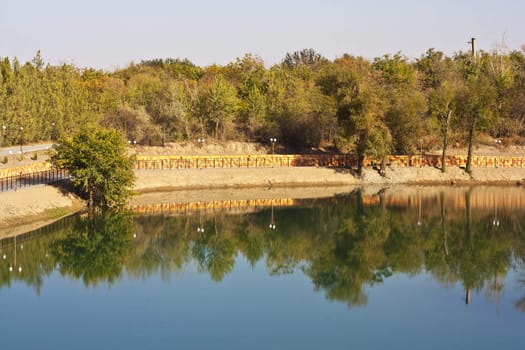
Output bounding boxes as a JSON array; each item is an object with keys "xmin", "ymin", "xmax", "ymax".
[
  {"xmin": 426, "ymin": 189, "xmax": 519, "ymax": 306},
  {"xmin": 192, "ymin": 216, "xmax": 237, "ymax": 281},
  {"xmin": 0, "ymin": 218, "xmax": 73, "ymax": 294},
  {"xmin": 3, "ymin": 188, "xmax": 525, "ymax": 310},
  {"xmin": 51, "ymin": 211, "xmax": 133, "ymax": 286}
]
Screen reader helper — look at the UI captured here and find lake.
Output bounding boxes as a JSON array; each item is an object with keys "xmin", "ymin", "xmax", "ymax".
[{"xmin": 1, "ymin": 186, "xmax": 525, "ymax": 349}]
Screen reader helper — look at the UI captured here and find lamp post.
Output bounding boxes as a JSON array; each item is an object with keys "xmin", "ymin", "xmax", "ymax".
[
  {"xmin": 270, "ymin": 138, "xmax": 277, "ymax": 155},
  {"xmin": 270, "ymin": 138, "xmax": 277, "ymax": 168}
]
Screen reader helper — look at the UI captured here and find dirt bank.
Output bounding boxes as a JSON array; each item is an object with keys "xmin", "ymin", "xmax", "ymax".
[
  {"xmin": 0, "ymin": 185, "xmax": 84, "ymax": 238},
  {"xmin": 134, "ymin": 165, "xmax": 525, "ymax": 192}
]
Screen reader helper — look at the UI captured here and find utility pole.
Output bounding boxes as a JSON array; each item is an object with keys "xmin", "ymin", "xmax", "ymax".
[{"xmin": 468, "ymin": 37, "xmax": 477, "ymax": 59}]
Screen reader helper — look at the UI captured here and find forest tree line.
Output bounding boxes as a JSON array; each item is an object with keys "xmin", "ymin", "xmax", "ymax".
[{"xmin": 1, "ymin": 48, "xmax": 524, "ymax": 162}]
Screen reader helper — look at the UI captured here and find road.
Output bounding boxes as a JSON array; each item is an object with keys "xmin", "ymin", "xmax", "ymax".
[{"xmin": 0, "ymin": 143, "xmax": 54, "ymax": 156}]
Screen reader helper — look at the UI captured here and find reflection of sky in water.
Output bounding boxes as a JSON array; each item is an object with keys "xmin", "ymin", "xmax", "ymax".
[
  {"xmin": 1, "ymin": 186, "xmax": 525, "ymax": 349},
  {"xmin": 2, "ymin": 256, "xmax": 524, "ymax": 350}
]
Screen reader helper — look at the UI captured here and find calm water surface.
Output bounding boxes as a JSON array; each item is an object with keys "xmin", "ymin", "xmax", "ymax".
[{"xmin": 1, "ymin": 186, "xmax": 525, "ymax": 349}]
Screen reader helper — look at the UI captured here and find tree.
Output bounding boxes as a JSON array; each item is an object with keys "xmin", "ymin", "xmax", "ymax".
[
  {"xmin": 374, "ymin": 53, "xmax": 426, "ymax": 154},
  {"xmin": 317, "ymin": 55, "xmax": 390, "ymax": 174},
  {"xmin": 456, "ymin": 73, "xmax": 496, "ymax": 174},
  {"xmin": 429, "ymin": 80, "xmax": 461, "ymax": 172},
  {"xmin": 418, "ymin": 51, "xmax": 461, "ymax": 172},
  {"xmin": 50, "ymin": 127, "xmax": 135, "ymax": 209},
  {"xmin": 197, "ymin": 75, "xmax": 240, "ymax": 139},
  {"xmin": 282, "ymin": 48, "xmax": 328, "ymax": 71}
]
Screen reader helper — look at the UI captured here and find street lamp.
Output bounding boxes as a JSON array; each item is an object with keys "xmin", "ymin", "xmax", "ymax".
[
  {"xmin": 197, "ymin": 138, "xmax": 205, "ymax": 148},
  {"xmin": 270, "ymin": 138, "xmax": 277, "ymax": 155},
  {"xmin": 270, "ymin": 138, "xmax": 277, "ymax": 168}
]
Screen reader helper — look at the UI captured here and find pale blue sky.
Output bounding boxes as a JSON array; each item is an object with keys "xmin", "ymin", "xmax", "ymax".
[{"xmin": 1, "ymin": 0, "xmax": 523, "ymax": 70}]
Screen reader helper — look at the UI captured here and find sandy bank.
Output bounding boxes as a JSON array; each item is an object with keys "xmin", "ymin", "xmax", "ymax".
[
  {"xmin": 0, "ymin": 185, "xmax": 84, "ymax": 238},
  {"xmin": 134, "ymin": 166, "xmax": 525, "ymax": 192},
  {"xmin": 134, "ymin": 167, "xmax": 360, "ymax": 191}
]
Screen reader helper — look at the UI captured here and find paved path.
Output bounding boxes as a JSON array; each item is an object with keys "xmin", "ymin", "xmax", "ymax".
[{"xmin": 0, "ymin": 143, "xmax": 53, "ymax": 156}]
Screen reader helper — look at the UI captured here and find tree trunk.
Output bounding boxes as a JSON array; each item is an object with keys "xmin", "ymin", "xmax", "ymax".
[
  {"xmin": 356, "ymin": 132, "xmax": 367, "ymax": 177},
  {"xmin": 89, "ymin": 188, "xmax": 94, "ymax": 208},
  {"xmin": 441, "ymin": 110, "xmax": 451, "ymax": 173},
  {"xmin": 380, "ymin": 156, "xmax": 386, "ymax": 177},
  {"xmin": 465, "ymin": 114, "xmax": 477, "ymax": 175},
  {"xmin": 357, "ymin": 153, "xmax": 364, "ymax": 176}
]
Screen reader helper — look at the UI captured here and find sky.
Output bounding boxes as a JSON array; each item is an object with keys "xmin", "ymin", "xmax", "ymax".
[{"xmin": 1, "ymin": 0, "xmax": 524, "ymax": 70}]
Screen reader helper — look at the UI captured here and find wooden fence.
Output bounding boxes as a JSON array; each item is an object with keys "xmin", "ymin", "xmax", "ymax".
[{"xmin": 133, "ymin": 154, "xmax": 525, "ymax": 170}]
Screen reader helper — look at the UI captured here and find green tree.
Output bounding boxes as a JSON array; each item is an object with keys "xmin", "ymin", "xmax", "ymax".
[
  {"xmin": 282, "ymin": 48, "xmax": 328, "ymax": 71},
  {"xmin": 50, "ymin": 127, "xmax": 135, "ymax": 209},
  {"xmin": 317, "ymin": 55, "xmax": 390, "ymax": 174},
  {"xmin": 429, "ymin": 80, "xmax": 461, "ymax": 172},
  {"xmin": 374, "ymin": 53, "xmax": 426, "ymax": 154},
  {"xmin": 197, "ymin": 75, "xmax": 240, "ymax": 139},
  {"xmin": 456, "ymin": 73, "xmax": 497, "ymax": 174}
]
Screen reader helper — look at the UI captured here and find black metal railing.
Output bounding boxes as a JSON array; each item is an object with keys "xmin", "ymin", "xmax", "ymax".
[{"xmin": 0, "ymin": 169, "xmax": 69, "ymax": 192}]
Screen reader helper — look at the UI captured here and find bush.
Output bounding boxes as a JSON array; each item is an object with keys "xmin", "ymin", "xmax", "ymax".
[
  {"xmin": 31, "ymin": 153, "xmax": 38, "ymax": 160},
  {"xmin": 0, "ymin": 156, "xmax": 7, "ymax": 164},
  {"xmin": 50, "ymin": 127, "xmax": 136, "ymax": 209}
]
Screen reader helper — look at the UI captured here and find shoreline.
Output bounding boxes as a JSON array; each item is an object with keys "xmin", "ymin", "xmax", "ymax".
[
  {"xmin": 133, "ymin": 166, "xmax": 525, "ymax": 192},
  {"xmin": 1, "ymin": 165, "xmax": 525, "ymax": 237}
]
